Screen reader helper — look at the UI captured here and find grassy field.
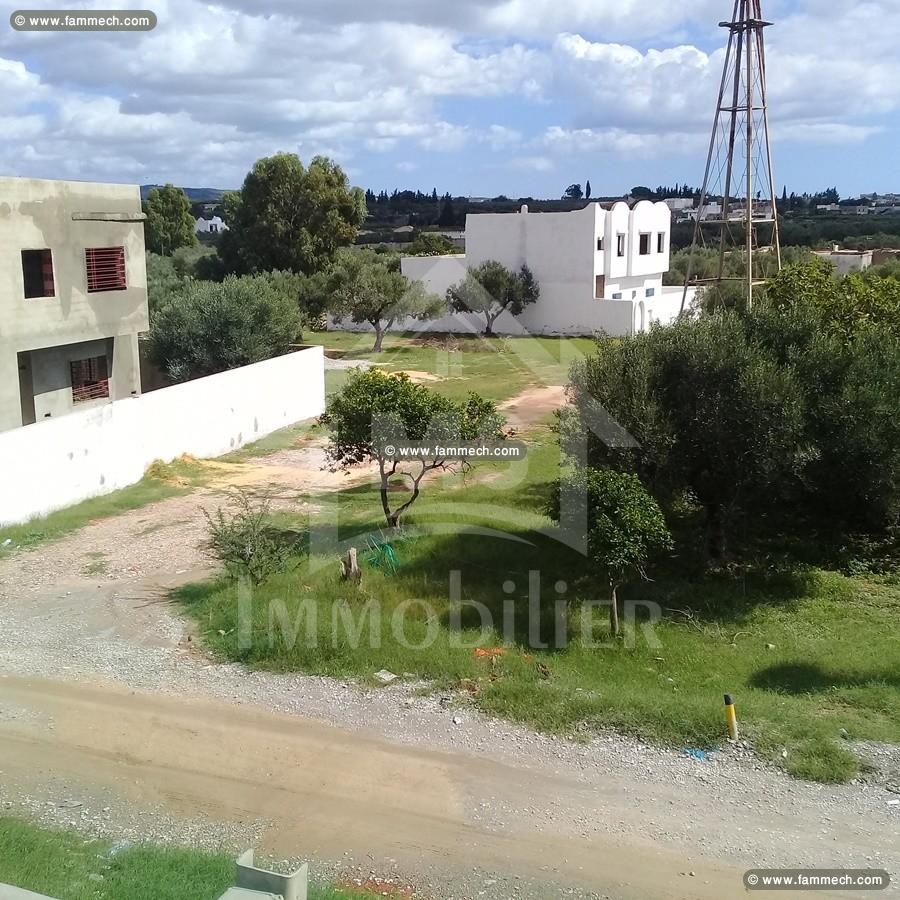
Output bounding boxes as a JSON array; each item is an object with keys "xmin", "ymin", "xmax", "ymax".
[
  {"xmin": 304, "ymin": 330, "xmax": 597, "ymax": 401},
  {"xmin": 0, "ymin": 817, "xmax": 379, "ymax": 900},
  {"xmin": 178, "ymin": 419, "xmax": 900, "ymax": 784},
  {"xmin": 0, "ymin": 457, "xmax": 211, "ymax": 558}
]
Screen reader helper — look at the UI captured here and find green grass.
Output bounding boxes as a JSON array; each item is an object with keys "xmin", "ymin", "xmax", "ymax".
[
  {"xmin": 306, "ymin": 331, "xmax": 597, "ymax": 402},
  {"xmin": 177, "ymin": 430, "xmax": 900, "ymax": 784},
  {"xmin": 0, "ymin": 457, "xmax": 211, "ymax": 557},
  {"xmin": 0, "ymin": 817, "xmax": 384, "ymax": 900},
  {"xmin": 220, "ymin": 421, "xmax": 319, "ymax": 461}
]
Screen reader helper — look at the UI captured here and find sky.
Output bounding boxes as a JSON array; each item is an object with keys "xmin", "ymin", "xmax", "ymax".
[{"xmin": 1, "ymin": 0, "xmax": 898, "ymax": 198}]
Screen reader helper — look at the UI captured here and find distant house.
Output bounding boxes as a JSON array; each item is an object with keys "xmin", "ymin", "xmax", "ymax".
[
  {"xmin": 664, "ymin": 198, "xmax": 695, "ymax": 212},
  {"xmin": 685, "ymin": 201, "xmax": 722, "ymax": 222},
  {"xmin": 839, "ymin": 203, "xmax": 873, "ymax": 216},
  {"xmin": 195, "ymin": 215, "xmax": 228, "ymax": 234},
  {"xmin": 813, "ymin": 245, "xmax": 873, "ymax": 275}
]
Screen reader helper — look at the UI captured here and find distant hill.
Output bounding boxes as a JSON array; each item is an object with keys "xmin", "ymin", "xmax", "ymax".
[{"xmin": 140, "ymin": 185, "xmax": 227, "ymax": 202}]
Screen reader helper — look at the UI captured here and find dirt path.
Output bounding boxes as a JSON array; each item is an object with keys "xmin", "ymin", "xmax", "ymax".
[
  {"xmin": 0, "ymin": 677, "xmax": 850, "ymax": 900},
  {"xmin": 0, "ymin": 384, "xmax": 896, "ymax": 898}
]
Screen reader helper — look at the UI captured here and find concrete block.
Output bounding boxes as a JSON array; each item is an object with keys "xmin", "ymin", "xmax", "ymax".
[
  {"xmin": 235, "ymin": 850, "xmax": 308, "ymax": 900},
  {"xmin": 218, "ymin": 889, "xmax": 281, "ymax": 900},
  {"xmin": 0, "ymin": 884, "xmax": 59, "ymax": 900}
]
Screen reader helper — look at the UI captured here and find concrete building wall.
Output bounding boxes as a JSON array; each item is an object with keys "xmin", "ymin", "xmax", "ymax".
[
  {"xmin": 0, "ymin": 346, "xmax": 325, "ymax": 526},
  {"xmin": 812, "ymin": 249, "xmax": 873, "ymax": 275},
  {"xmin": 0, "ymin": 176, "xmax": 148, "ymax": 432}
]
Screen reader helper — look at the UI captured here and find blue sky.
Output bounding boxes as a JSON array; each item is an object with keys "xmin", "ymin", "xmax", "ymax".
[{"xmin": 0, "ymin": 0, "xmax": 897, "ymax": 198}]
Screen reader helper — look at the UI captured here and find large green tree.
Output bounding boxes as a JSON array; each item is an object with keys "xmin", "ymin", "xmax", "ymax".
[
  {"xmin": 147, "ymin": 273, "xmax": 303, "ymax": 381},
  {"xmin": 218, "ymin": 154, "xmax": 367, "ymax": 276},
  {"xmin": 143, "ymin": 184, "xmax": 197, "ymax": 256},
  {"xmin": 565, "ymin": 313, "xmax": 805, "ymax": 561},
  {"xmin": 327, "ymin": 249, "xmax": 444, "ymax": 352},
  {"xmin": 767, "ymin": 258, "xmax": 900, "ymax": 339},
  {"xmin": 321, "ymin": 370, "xmax": 505, "ymax": 527},
  {"xmin": 447, "ymin": 261, "xmax": 540, "ymax": 336}
]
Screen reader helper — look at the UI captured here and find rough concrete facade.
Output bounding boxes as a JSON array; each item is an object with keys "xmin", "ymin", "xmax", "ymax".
[{"xmin": 0, "ymin": 176, "xmax": 149, "ymax": 432}]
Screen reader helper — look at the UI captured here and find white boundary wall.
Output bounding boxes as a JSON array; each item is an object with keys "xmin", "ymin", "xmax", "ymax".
[
  {"xmin": 334, "ymin": 256, "xmax": 694, "ymax": 338},
  {"xmin": 0, "ymin": 346, "xmax": 325, "ymax": 526}
]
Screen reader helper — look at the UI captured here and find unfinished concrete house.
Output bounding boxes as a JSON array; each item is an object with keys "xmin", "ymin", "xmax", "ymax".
[{"xmin": 0, "ymin": 176, "xmax": 148, "ymax": 432}]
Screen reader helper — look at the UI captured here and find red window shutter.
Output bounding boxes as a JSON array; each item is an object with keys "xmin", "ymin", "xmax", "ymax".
[
  {"xmin": 41, "ymin": 251, "xmax": 55, "ymax": 296},
  {"xmin": 85, "ymin": 247, "xmax": 127, "ymax": 292},
  {"xmin": 70, "ymin": 356, "xmax": 110, "ymax": 403}
]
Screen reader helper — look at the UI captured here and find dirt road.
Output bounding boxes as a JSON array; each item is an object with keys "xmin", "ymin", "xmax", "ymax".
[
  {"xmin": 0, "ymin": 678, "xmax": 747, "ymax": 899},
  {"xmin": 0, "ymin": 386, "xmax": 896, "ymax": 898}
]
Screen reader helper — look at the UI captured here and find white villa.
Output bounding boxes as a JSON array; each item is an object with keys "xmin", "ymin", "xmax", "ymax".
[
  {"xmin": 343, "ymin": 201, "xmax": 693, "ymax": 337},
  {"xmin": 195, "ymin": 215, "xmax": 228, "ymax": 234}
]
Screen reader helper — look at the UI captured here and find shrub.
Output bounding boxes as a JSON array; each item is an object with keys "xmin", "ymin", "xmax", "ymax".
[
  {"xmin": 203, "ymin": 492, "xmax": 295, "ymax": 585},
  {"xmin": 550, "ymin": 468, "xmax": 672, "ymax": 635},
  {"xmin": 147, "ymin": 273, "xmax": 303, "ymax": 381}
]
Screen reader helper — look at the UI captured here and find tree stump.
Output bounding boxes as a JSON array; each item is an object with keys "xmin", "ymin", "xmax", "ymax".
[{"xmin": 340, "ymin": 547, "xmax": 361, "ymax": 584}]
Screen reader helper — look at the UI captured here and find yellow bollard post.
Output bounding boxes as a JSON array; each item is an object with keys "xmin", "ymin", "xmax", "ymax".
[{"xmin": 724, "ymin": 693, "xmax": 739, "ymax": 741}]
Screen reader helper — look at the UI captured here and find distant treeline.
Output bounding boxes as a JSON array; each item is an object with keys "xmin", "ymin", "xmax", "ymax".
[{"xmin": 670, "ymin": 216, "xmax": 900, "ymax": 251}]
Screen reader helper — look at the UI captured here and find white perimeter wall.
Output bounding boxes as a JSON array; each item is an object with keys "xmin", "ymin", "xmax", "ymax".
[
  {"xmin": 353, "ymin": 255, "xmax": 694, "ymax": 337},
  {"xmin": 0, "ymin": 346, "xmax": 325, "ymax": 526}
]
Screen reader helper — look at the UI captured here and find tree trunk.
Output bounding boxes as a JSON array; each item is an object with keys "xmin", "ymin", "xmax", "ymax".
[
  {"xmin": 379, "ymin": 466, "xmax": 393, "ymax": 527},
  {"xmin": 483, "ymin": 316, "xmax": 494, "ymax": 337},
  {"xmin": 609, "ymin": 582, "xmax": 621, "ymax": 637},
  {"xmin": 373, "ymin": 325, "xmax": 386, "ymax": 353},
  {"xmin": 706, "ymin": 504, "xmax": 727, "ymax": 563}
]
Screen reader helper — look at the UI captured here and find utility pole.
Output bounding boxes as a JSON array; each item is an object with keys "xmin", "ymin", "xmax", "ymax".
[{"xmin": 680, "ymin": 0, "xmax": 781, "ymax": 314}]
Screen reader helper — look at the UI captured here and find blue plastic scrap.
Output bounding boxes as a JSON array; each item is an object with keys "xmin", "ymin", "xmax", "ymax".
[{"xmin": 683, "ymin": 748, "xmax": 708, "ymax": 761}]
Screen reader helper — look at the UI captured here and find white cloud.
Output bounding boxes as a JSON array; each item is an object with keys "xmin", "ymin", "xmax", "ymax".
[
  {"xmin": 511, "ymin": 155, "xmax": 555, "ymax": 172},
  {"xmin": 0, "ymin": 0, "xmax": 895, "ymax": 186},
  {"xmin": 486, "ymin": 125, "xmax": 523, "ymax": 150}
]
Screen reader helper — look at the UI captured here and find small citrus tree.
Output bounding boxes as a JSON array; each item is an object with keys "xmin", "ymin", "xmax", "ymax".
[
  {"xmin": 446, "ymin": 260, "xmax": 539, "ymax": 336},
  {"xmin": 557, "ymin": 468, "xmax": 672, "ymax": 636},
  {"xmin": 320, "ymin": 370, "xmax": 505, "ymax": 528}
]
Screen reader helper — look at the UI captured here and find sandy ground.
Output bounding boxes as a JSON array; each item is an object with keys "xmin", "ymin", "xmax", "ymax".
[{"xmin": 0, "ymin": 385, "xmax": 896, "ymax": 899}]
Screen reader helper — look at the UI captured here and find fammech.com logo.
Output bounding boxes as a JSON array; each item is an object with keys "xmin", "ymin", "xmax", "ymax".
[
  {"xmin": 10, "ymin": 9, "xmax": 157, "ymax": 31},
  {"xmin": 743, "ymin": 869, "xmax": 890, "ymax": 891},
  {"xmin": 380, "ymin": 441, "xmax": 527, "ymax": 461}
]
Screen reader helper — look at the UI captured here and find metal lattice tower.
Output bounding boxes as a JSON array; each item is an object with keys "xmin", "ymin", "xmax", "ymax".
[{"xmin": 681, "ymin": 0, "xmax": 781, "ymax": 312}]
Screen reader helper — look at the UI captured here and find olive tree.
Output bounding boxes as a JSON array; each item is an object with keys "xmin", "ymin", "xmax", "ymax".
[
  {"xmin": 320, "ymin": 370, "xmax": 505, "ymax": 528},
  {"xmin": 147, "ymin": 273, "xmax": 302, "ymax": 381},
  {"xmin": 327, "ymin": 249, "xmax": 445, "ymax": 352},
  {"xmin": 447, "ymin": 261, "xmax": 539, "ymax": 336}
]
